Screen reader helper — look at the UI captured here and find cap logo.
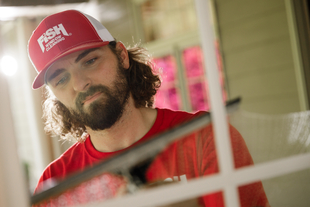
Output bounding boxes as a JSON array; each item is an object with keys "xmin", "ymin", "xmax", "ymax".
[{"xmin": 37, "ymin": 23, "xmax": 70, "ymax": 53}]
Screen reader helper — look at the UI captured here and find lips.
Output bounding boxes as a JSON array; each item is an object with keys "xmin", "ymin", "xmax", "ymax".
[{"xmin": 82, "ymin": 92, "xmax": 102, "ymax": 105}]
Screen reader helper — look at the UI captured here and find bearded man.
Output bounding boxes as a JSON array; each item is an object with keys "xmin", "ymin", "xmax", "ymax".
[{"xmin": 28, "ymin": 10, "xmax": 269, "ymax": 207}]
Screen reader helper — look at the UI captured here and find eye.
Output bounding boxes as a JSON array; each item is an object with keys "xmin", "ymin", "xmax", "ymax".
[
  {"xmin": 55, "ymin": 75, "xmax": 69, "ymax": 86},
  {"xmin": 85, "ymin": 57, "xmax": 98, "ymax": 66}
]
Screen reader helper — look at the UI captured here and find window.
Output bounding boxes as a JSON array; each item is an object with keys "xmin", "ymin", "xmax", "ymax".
[{"xmin": 153, "ymin": 55, "xmax": 182, "ymax": 110}]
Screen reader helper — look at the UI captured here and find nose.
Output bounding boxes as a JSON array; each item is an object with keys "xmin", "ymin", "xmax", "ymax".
[{"xmin": 71, "ymin": 71, "xmax": 91, "ymax": 92}]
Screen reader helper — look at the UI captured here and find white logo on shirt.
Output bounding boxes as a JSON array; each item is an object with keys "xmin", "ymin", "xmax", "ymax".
[{"xmin": 164, "ymin": 174, "xmax": 187, "ymax": 183}]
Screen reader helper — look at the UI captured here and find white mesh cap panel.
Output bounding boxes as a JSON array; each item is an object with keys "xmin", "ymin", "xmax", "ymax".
[{"xmin": 83, "ymin": 13, "xmax": 114, "ymax": 42}]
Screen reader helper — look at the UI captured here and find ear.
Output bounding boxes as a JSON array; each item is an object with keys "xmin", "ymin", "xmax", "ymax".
[{"xmin": 116, "ymin": 42, "xmax": 130, "ymax": 69}]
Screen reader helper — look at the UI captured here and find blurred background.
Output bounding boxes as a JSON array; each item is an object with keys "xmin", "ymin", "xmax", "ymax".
[{"xmin": 0, "ymin": 0, "xmax": 310, "ymax": 206}]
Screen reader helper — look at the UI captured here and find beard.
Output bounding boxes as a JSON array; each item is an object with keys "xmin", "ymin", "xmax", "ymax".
[{"xmin": 69, "ymin": 69, "xmax": 130, "ymax": 131}]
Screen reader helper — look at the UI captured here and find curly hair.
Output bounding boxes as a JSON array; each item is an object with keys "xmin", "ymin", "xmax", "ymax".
[{"xmin": 43, "ymin": 41, "xmax": 161, "ymax": 142}]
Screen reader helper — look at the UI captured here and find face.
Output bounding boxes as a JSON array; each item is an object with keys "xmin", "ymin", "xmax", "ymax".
[{"xmin": 45, "ymin": 43, "xmax": 130, "ymax": 130}]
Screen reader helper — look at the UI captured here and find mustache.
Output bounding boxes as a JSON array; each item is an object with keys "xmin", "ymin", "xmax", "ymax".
[{"xmin": 75, "ymin": 85, "xmax": 109, "ymax": 107}]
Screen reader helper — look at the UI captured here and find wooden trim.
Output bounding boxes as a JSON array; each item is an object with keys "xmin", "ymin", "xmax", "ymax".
[{"xmin": 291, "ymin": 0, "xmax": 310, "ymax": 109}]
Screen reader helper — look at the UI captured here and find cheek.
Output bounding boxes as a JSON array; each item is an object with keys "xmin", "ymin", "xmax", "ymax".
[
  {"xmin": 89, "ymin": 63, "xmax": 118, "ymax": 85},
  {"xmin": 53, "ymin": 91, "xmax": 76, "ymax": 109}
]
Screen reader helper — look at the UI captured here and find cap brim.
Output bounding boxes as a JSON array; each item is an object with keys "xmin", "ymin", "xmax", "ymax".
[{"xmin": 32, "ymin": 41, "xmax": 110, "ymax": 89}]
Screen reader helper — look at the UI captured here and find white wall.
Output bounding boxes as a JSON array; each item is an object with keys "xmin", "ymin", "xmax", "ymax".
[{"xmin": 215, "ymin": 0, "xmax": 305, "ymax": 114}]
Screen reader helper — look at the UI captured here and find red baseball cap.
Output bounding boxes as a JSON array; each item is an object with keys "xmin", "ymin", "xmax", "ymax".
[{"xmin": 28, "ymin": 10, "xmax": 114, "ymax": 89}]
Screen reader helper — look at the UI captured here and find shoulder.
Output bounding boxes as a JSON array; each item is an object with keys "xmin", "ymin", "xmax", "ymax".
[
  {"xmin": 157, "ymin": 108, "xmax": 207, "ymax": 127},
  {"xmin": 34, "ymin": 141, "xmax": 84, "ymax": 193}
]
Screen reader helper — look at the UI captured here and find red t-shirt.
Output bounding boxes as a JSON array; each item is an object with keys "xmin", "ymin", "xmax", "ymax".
[{"xmin": 35, "ymin": 108, "xmax": 268, "ymax": 206}]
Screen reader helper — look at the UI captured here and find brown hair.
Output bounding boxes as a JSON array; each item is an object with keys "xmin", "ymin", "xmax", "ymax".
[{"xmin": 42, "ymin": 42, "xmax": 161, "ymax": 142}]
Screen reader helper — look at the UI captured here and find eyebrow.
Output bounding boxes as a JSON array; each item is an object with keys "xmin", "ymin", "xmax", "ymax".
[
  {"xmin": 75, "ymin": 48, "xmax": 100, "ymax": 63},
  {"xmin": 46, "ymin": 68, "xmax": 66, "ymax": 84}
]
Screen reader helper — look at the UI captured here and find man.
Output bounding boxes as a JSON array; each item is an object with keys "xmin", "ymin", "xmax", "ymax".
[{"xmin": 28, "ymin": 10, "xmax": 269, "ymax": 206}]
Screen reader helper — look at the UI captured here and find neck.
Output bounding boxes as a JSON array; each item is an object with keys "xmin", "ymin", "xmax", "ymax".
[{"xmin": 86, "ymin": 97, "xmax": 157, "ymax": 152}]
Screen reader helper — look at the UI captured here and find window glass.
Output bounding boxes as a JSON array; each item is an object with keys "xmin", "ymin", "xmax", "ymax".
[
  {"xmin": 229, "ymin": 110, "xmax": 310, "ymax": 164},
  {"xmin": 182, "ymin": 45, "xmax": 227, "ymax": 111},
  {"xmin": 182, "ymin": 46, "xmax": 209, "ymax": 111},
  {"xmin": 258, "ymin": 168, "xmax": 310, "ymax": 206}
]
